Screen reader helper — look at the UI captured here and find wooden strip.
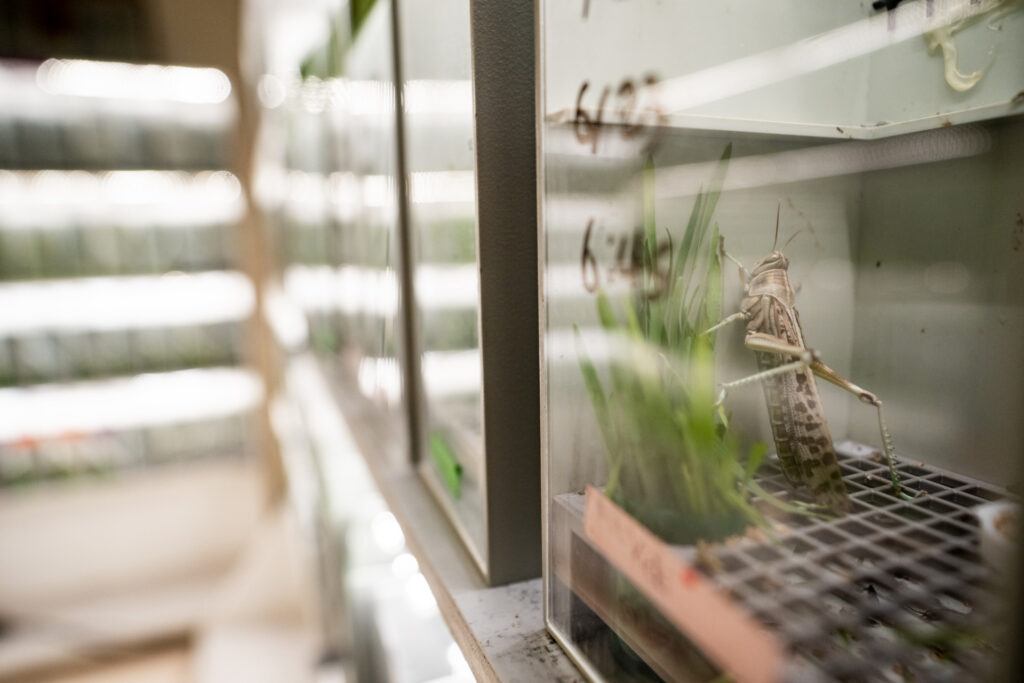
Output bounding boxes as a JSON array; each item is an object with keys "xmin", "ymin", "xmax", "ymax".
[{"xmin": 583, "ymin": 486, "xmax": 785, "ymax": 683}]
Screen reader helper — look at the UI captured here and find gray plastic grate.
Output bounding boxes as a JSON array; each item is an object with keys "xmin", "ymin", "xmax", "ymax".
[{"xmin": 703, "ymin": 442, "xmax": 1014, "ymax": 682}]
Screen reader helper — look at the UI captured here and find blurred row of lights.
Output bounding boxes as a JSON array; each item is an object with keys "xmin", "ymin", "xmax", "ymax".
[
  {"xmin": 36, "ymin": 59, "xmax": 232, "ymax": 105},
  {"xmin": 0, "ymin": 170, "xmax": 241, "ymax": 208},
  {"xmin": 355, "ymin": 348, "xmax": 482, "ymax": 405},
  {"xmin": 258, "ymin": 74, "xmax": 472, "ymax": 118},
  {"xmin": 259, "ymin": 168, "xmax": 474, "ymax": 212},
  {"xmin": 284, "ymin": 263, "xmax": 479, "ymax": 317},
  {"xmin": 0, "ymin": 368, "xmax": 262, "ymax": 442},
  {"xmin": 0, "ymin": 271, "xmax": 254, "ymax": 336}
]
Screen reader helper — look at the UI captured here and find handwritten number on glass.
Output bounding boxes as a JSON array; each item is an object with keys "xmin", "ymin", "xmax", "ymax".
[
  {"xmin": 574, "ymin": 75, "xmax": 663, "ymax": 154},
  {"xmin": 581, "ymin": 220, "xmax": 674, "ymax": 299}
]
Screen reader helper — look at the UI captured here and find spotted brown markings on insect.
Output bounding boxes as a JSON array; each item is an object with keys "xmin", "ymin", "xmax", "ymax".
[
  {"xmin": 706, "ymin": 207, "xmax": 904, "ymax": 512},
  {"xmin": 744, "ymin": 254, "xmax": 850, "ymax": 512},
  {"xmin": 1013, "ymin": 211, "xmax": 1023, "ymax": 252}
]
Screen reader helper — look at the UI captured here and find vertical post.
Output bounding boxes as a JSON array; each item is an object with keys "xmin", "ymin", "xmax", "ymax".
[
  {"xmin": 389, "ymin": 0, "xmax": 422, "ymax": 466},
  {"xmin": 230, "ymin": 0, "xmax": 285, "ymax": 504},
  {"xmin": 470, "ymin": 0, "xmax": 541, "ymax": 584}
]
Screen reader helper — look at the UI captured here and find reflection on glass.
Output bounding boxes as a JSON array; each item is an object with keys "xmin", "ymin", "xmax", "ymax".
[
  {"xmin": 541, "ymin": 1, "xmax": 1023, "ymax": 680},
  {"xmin": 270, "ymin": 3, "xmax": 406, "ymax": 426},
  {"xmin": 398, "ymin": 0, "xmax": 487, "ymax": 569}
]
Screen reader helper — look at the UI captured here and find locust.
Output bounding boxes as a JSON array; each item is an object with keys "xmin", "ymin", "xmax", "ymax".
[{"xmin": 704, "ymin": 207, "xmax": 902, "ymax": 513}]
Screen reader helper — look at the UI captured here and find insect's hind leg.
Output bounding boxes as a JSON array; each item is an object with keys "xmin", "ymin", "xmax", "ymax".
[
  {"xmin": 809, "ymin": 359, "xmax": 905, "ymax": 498},
  {"xmin": 727, "ymin": 334, "xmax": 906, "ymax": 499}
]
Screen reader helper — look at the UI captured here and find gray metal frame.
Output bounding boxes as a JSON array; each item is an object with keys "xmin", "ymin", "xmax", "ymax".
[
  {"xmin": 389, "ymin": 0, "xmax": 422, "ymax": 475},
  {"xmin": 469, "ymin": 0, "xmax": 541, "ymax": 586},
  {"xmin": 395, "ymin": 0, "xmax": 541, "ymax": 586}
]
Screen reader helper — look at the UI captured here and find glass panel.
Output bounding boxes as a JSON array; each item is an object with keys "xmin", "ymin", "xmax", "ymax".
[
  {"xmin": 541, "ymin": 1, "xmax": 1023, "ymax": 680},
  {"xmin": 336, "ymin": 14, "xmax": 405, "ymax": 421},
  {"xmin": 398, "ymin": 1, "xmax": 487, "ymax": 569},
  {"xmin": 271, "ymin": 4, "xmax": 407, "ymax": 455}
]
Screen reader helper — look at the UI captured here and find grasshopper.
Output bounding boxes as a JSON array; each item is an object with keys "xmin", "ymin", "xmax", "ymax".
[{"xmin": 705, "ymin": 207, "xmax": 901, "ymax": 513}]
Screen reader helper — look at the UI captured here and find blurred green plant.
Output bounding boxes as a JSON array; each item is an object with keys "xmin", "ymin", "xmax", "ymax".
[
  {"xmin": 350, "ymin": 0, "xmax": 379, "ymax": 38},
  {"xmin": 575, "ymin": 144, "xmax": 776, "ymax": 545}
]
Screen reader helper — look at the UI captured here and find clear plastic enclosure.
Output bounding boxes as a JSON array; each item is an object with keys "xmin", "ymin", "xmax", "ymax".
[
  {"xmin": 540, "ymin": 1, "xmax": 1023, "ymax": 680},
  {"xmin": 397, "ymin": 0, "xmax": 488, "ymax": 571},
  {"xmin": 269, "ymin": 3, "xmax": 408, "ymax": 450}
]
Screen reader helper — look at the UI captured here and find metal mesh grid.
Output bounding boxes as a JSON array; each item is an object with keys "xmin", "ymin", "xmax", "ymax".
[{"xmin": 703, "ymin": 441, "xmax": 1013, "ymax": 682}]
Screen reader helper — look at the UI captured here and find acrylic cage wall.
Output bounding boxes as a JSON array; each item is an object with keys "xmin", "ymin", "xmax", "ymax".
[
  {"xmin": 539, "ymin": 1, "xmax": 1024, "ymax": 681},
  {"xmin": 396, "ymin": 0, "xmax": 487, "ymax": 572},
  {"xmin": 396, "ymin": 0, "xmax": 540, "ymax": 585},
  {"xmin": 260, "ymin": 0, "xmax": 539, "ymax": 586},
  {"xmin": 263, "ymin": 0, "xmax": 411, "ymax": 468}
]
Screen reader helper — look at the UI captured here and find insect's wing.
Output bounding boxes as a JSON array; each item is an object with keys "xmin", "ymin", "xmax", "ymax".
[{"xmin": 755, "ymin": 298, "xmax": 849, "ymax": 512}]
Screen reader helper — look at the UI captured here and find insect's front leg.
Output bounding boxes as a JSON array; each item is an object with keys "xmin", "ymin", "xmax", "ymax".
[
  {"xmin": 720, "ymin": 242, "xmax": 750, "ymax": 288},
  {"xmin": 702, "ymin": 310, "xmax": 750, "ymax": 337},
  {"xmin": 702, "ymin": 241, "xmax": 752, "ymax": 337},
  {"xmin": 713, "ymin": 332, "xmax": 815, "ymax": 406}
]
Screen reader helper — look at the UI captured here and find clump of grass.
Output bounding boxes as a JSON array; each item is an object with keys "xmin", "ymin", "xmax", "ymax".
[{"xmin": 576, "ymin": 144, "xmax": 771, "ymax": 545}]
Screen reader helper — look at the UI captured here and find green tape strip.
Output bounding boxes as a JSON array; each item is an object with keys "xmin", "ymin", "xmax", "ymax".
[{"xmin": 429, "ymin": 433, "xmax": 463, "ymax": 500}]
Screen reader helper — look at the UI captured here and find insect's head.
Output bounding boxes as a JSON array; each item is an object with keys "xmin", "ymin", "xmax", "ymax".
[
  {"xmin": 751, "ymin": 250, "xmax": 790, "ymax": 275},
  {"xmin": 752, "ymin": 203, "xmax": 796, "ymax": 273},
  {"xmin": 753, "ymin": 205, "xmax": 806, "ymax": 274}
]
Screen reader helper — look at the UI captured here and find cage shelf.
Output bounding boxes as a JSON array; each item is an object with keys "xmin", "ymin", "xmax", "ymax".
[
  {"xmin": 551, "ymin": 441, "xmax": 1015, "ymax": 682},
  {"xmin": 543, "ymin": 0, "xmax": 1024, "ymax": 141}
]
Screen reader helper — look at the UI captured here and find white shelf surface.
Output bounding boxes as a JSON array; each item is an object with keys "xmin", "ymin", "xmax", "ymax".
[{"xmin": 298, "ymin": 355, "xmax": 583, "ymax": 682}]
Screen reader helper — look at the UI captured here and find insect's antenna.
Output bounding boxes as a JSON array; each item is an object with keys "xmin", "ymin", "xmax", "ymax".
[
  {"xmin": 771, "ymin": 203, "xmax": 781, "ymax": 251},
  {"xmin": 781, "ymin": 228, "xmax": 804, "ymax": 252}
]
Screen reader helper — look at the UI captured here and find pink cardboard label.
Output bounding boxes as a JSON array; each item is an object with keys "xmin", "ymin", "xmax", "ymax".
[{"xmin": 583, "ymin": 485, "xmax": 784, "ymax": 683}]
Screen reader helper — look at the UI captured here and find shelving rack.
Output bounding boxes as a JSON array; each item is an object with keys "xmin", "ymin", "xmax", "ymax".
[{"xmin": 0, "ymin": 58, "xmax": 258, "ymax": 490}]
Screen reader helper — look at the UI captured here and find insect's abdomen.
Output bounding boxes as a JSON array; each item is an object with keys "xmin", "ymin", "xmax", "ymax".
[{"xmin": 751, "ymin": 297, "xmax": 850, "ymax": 513}]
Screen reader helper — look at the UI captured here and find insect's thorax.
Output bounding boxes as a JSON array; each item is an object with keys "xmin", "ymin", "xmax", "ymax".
[{"xmin": 742, "ymin": 265, "xmax": 795, "ymax": 315}]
